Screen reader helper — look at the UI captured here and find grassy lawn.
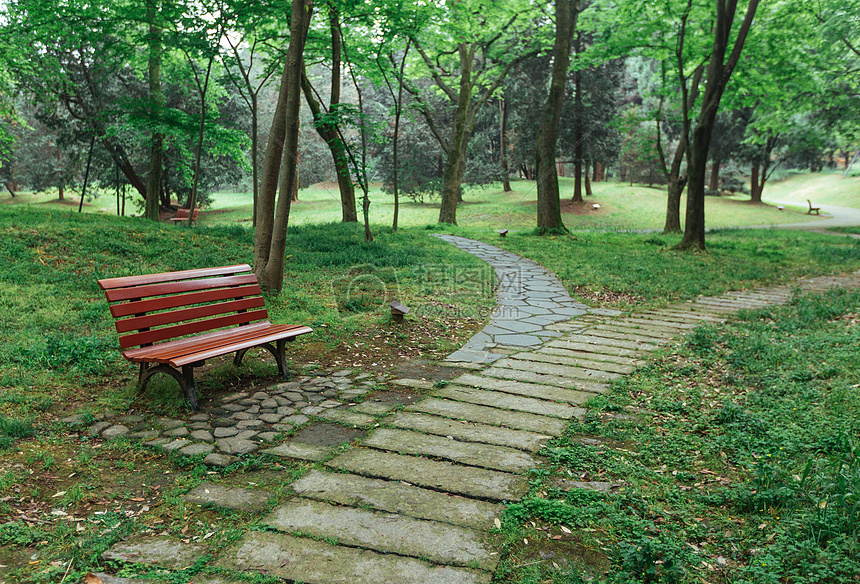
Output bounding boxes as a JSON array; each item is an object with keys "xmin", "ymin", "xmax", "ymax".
[
  {"xmin": 0, "ymin": 169, "xmax": 858, "ymax": 583},
  {"xmin": 759, "ymin": 171, "xmax": 860, "ymax": 208},
  {"xmin": 497, "ymin": 289, "xmax": 860, "ymax": 583},
  {"xmin": 7, "ymin": 171, "xmax": 850, "ymax": 232}
]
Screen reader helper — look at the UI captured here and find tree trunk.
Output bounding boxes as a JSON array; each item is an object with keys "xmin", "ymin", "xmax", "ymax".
[
  {"xmin": 327, "ymin": 9, "xmax": 357, "ymax": 222},
  {"xmin": 571, "ymin": 30, "xmax": 583, "ymax": 203},
  {"xmin": 500, "ymin": 97, "xmax": 511, "ymax": 192},
  {"xmin": 255, "ymin": 61, "xmax": 291, "ymax": 270},
  {"xmin": 709, "ymin": 157, "xmax": 721, "ymax": 191},
  {"xmin": 391, "ymin": 41, "xmax": 410, "ymax": 230},
  {"xmin": 256, "ymin": 0, "xmax": 313, "ymax": 292},
  {"xmin": 536, "ymin": 0, "xmax": 576, "ymax": 233},
  {"xmin": 4, "ymin": 182, "xmax": 16, "ymax": 197},
  {"xmin": 750, "ymin": 163, "xmax": 761, "ymax": 202},
  {"xmin": 145, "ymin": 2, "xmax": 163, "ymax": 222},
  {"xmin": 187, "ymin": 55, "xmax": 214, "ymax": 228},
  {"xmin": 58, "ymin": 184, "xmax": 64, "ymax": 201},
  {"xmin": 663, "ymin": 176, "xmax": 685, "ymax": 233},
  {"xmin": 251, "ymin": 96, "xmax": 258, "ymax": 227},
  {"xmin": 595, "ymin": 161, "xmax": 604, "ymax": 181},
  {"xmin": 300, "ymin": 70, "xmax": 356, "ymax": 222},
  {"xmin": 677, "ymin": 0, "xmax": 760, "ymax": 250},
  {"xmin": 438, "ymin": 43, "xmax": 473, "ymax": 225},
  {"xmin": 585, "ymin": 162, "xmax": 592, "ymax": 196}
]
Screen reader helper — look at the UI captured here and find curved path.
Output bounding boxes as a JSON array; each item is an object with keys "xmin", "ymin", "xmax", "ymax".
[
  {"xmin": 754, "ymin": 201, "xmax": 860, "ymax": 231},
  {"xmin": 432, "ymin": 234, "xmax": 618, "ymax": 364},
  {"xmin": 94, "ymin": 240, "xmax": 860, "ymax": 584}
]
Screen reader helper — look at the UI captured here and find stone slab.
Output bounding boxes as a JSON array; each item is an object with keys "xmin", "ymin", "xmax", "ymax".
[
  {"xmin": 102, "ymin": 536, "xmax": 207, "ymax": 570},
  {"xmin": 291, "ymin": 469, "xmax": 502, "ymax": 531},
  {"xmin": 390, "ymin": 378, "xmax": 434, "ymax": 389},
  {"xmin": 180, "ymin": 443, "xmax": 214, "ymax": 456},
  {"xmin": 79, "ymin": 575, "xmax": 156, "ymax": 584},
  {"xmin": 389, "ymin": 412, "xmax": 550, "ymax": 452},
  {"xmin": 203, "ymin": 453, "xmax": 237, "ymax": 467},
  {"xmin": 262, "ymin": 441, "xmax": 334, "ymax": 462},
  {"xmin": 326, "ymin": 448, "xmax": 529, "ymax": 502},
  {"xmin": 454, "ymin": 373, "xmax": 595, "ymax": 405},
  {"xmin": 538, "ymin": 346, "xmax": 643, "ymax": 367},
  {"xmin": 590, "ymin": 322, "xmax": 680, "ymax": 339},
  {"xmin": 492, "ymin": 357, "xmax": 621, "ymax": 382},
  {"xmin": 214, "ymin": 531, "xmax": 490, "ymax": 584},
  {"xmin": 408, "ymin": 398, "xmax": 569, "ymax": 435},
  {"xmin": 316, "ymin": 408, "xmax": 376, "ymax": 427},
  {"xmin": 561, "ymin": 332, "xmax": 661, "ymax": 352},
  {"xmin": 184, "ymin": 482, "xmax": 271, "ymax": 512},
  {"xmin": 545, "ymin": 339, "xmax": 643, "ymax": 358},
  {"xmin": 583, "ymin": 326, "xmax": 673, "ymax": 344},
  {"xmin": 217, "ymin": 437, "xmax": 258, "ymax": 455},
  {"xmin": 264, "ymin": 498, "xmax": 498, "ymax": 570},
  {"xmin": 482, "ymin": 367, "xmax": 609, "ymax": 395},
  {"xmin": 640, "ymin": 309, "xmax": 725, "ymax": 323},
  {"xmin": 437, "ymin": 385, "xmax": 581, "ymax": 418},
  {"xmin": 352, "ymin": 401, "xmax": 397, "ymax": 415},
  {"xmin": 362, "ymin": 428, "xmax": 539, "ymax": 473},
  {"xmin": 515, "ymin": 351, "xmax": 636, "ymax": 374}
]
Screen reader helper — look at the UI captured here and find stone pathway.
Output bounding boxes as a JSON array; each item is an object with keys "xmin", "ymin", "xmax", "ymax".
[
  {"xmin": 86, "ymin": 239, "xmax": 860, "ymax": 584},
  {"xmin": 433, "ymin": 234, "xmax": 611, "ymax": 363},
  {"xmin": 63, "ymin": 369, "xmax": 386, "ymax": 466}
]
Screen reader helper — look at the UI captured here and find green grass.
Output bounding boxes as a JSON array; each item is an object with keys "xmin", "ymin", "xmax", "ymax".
[
  {"xmin": 8, "ymin": 171, "xmax": 847, "ymax": 232},
  {"xmin": 759, "ymin": 170, "xmax": 860, "ymax": 208},
  {"xmin": 481, "ymin": 228, "xmax": 860, "ymax": 307},
  {"xmin": 204, "ymin": 176, "xmax": 828, "ymax": 231},
  {"xmin": 499, "ymin": 289, "xmax": 860, "ymax": 583}
]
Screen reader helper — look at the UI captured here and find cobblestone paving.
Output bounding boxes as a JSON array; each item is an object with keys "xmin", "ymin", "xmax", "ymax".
[
  {"xmin": 432, "ymin": 234, "xmax": 614, "ymax": 363},
  {"xmin": 87, "ymin": 239, "xmax": 860, "ymax": 584},
  {"xmin": 63, "ymin": 368, "xmax": 385, "ymax": 466}
]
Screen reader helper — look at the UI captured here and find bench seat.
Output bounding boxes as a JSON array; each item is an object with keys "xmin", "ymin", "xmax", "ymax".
[{"xmin": 99, "ymin": 264, "xmax": 312, "ymax": 410}]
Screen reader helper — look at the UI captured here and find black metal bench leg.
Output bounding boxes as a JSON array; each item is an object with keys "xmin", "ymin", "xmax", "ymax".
[
  {"xmin": 137, "ymin": 362, "xmax": 199, "ymax": 412},
  {"xmin": 234, "ymin": 341, "xmax": 291, "ymax": 381},
  {"xmin": 183, "ymin": 365, "xmax": 199, "ymax": 412}
]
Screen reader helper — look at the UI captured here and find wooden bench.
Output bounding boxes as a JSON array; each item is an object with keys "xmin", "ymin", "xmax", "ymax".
[
  {"xmin": 98, "ymin": 264, "xmax": 312, "ymax": 411},
  {"xmin": 169, "ymin": 208, "xmax": 200, "ymax": 222},
  {"xmin": 807, "ymin": 200, "xmax": 821, "ymax": 215}
]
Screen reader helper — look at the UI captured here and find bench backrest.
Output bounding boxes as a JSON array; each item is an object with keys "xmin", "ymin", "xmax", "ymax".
[
  {"xmin": 98, "ymin": 264, "xmax": 268, "ymax": 350},
  {"xmin": 174, "ymin": 208, "xmax": 200, "ymax": 219}
]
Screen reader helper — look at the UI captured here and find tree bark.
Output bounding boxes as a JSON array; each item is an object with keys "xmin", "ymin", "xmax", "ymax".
[
  {"xmin": 500, "ymin": 97, "xmax": 512, "ymax": 192},
  {"xmin": 256, "ymin": 0, "xmax": 313, "ymax": 292},
  {"xmin": 438, "ymin": 43, "xmax": 473, "ymax": 225},
  {"xmin": 255, "ymin": 61, "xmax": 291, "ymax": 270},
  {"xmin": 571, "ymin": 29, "xmax": 583, "ymax": 203},
  {"xmin": 585, "ymin": 162, "xmax": 592, "ymax": 196},
  {"xmin": 300, "ymin": 70, "xmax": 356, "ymax": 222},
  {"xmin": 536, "ymin": 0, "xmax": 576, "ymax": 233},
  {"xmin": 750, "ymin": 163, "xmax": 762, "ymax": 202},
  {"xmin": 677, "ymin": 0, "xmax": 760, "ymax": 250},
  {"xmin": 709, "ymin": 157, "xmax": 721, "ymax": 191},
  {"xmin": 145, "ymin": 1, "xmax": 163, "ymax": 221}
]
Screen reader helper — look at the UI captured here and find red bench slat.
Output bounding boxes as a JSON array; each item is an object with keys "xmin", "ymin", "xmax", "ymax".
[
  {"xmin": 114, "ymin": 297, "xmax": 267, "ymax": 334},
  {"xmin": 118, "ymin": 309, "xmax": 270, "ymax": 349},
  {"xmin": 98, "ymin": 264, "xmax": 251, "ymax": 290},
  {"xmin": 109, "ymin": 285, "xmax": 262, "ymax": 318},
  {"xmin": 104, "ymin": 274, "xmax": 258, "ymax": 302}
]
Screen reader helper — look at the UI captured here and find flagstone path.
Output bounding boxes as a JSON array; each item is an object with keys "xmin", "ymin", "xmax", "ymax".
[{"xmin": 88, "ymin": 237, "xmax": 860, "ymax": 584}]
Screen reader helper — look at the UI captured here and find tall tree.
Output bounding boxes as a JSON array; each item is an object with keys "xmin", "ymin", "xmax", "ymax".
[
  {"xmin": 536, "ymin": 0, "xmax": 577, "ymax": 233},
  {"xmin": 676, "ymin": 0, "xmax": 760, "ymax": 250},
  {"xmin": 301, "ymin": 2, "xmax": 357, "ymax": 223},
  {"xmin": 409, "ymin": 0, "xmax": 539, "ymax": 224},
  {"xmin": 255, "ymin": 0, "xmax": 313, "ymax": 292}
]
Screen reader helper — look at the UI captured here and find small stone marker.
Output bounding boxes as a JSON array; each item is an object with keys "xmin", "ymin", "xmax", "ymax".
[
  {"xmin": 390, "ymin": 300, "xmax": 410, "ymax": 323},
  {"xmin": 497, "ymin": 229, "xmax": 508, "ymax": 237}
]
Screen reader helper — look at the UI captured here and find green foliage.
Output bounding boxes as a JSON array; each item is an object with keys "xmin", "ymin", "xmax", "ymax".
[{"xmin": 612, "ymin": 535, "xmax": 694, "ymax": 584}]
